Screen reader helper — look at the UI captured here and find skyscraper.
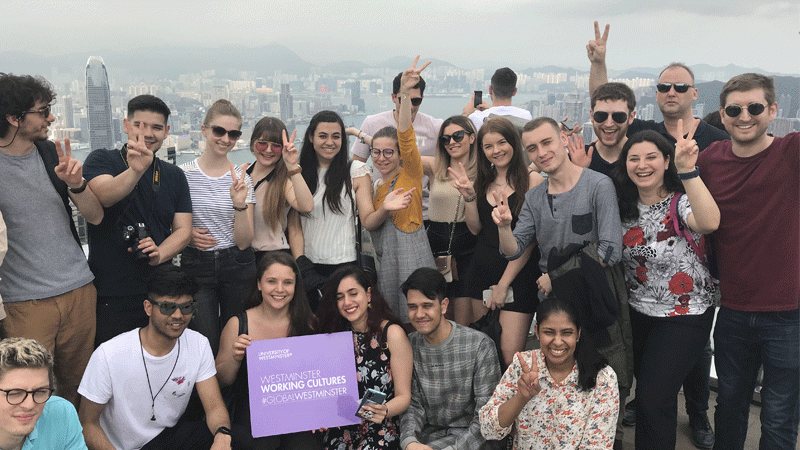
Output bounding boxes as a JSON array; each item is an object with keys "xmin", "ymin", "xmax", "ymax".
[
  {"xmin": 280, "ymin": 83, "xmax": 293, "ymax": 122},
  {"xmin": 86, "ymin": 56, "xmax": 114, "ymax": 151}
]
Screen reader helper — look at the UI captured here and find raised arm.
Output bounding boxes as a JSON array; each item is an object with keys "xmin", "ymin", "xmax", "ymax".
[
  {"xmin": 55, "ymin": 139, "xmax": 104, "ymax": 224},
  {"xmin": 79, "ymin": 398, "xmax": 117, "ymax": 450},
  {"xmin": 587, "ymin": 21, "xmax": 610, "ymax": 96},
  {"xmin": 398, "ymin": 56, "xmax": 431, "ymax": 133},
  {"xmin": 282, "ymin": 129, "xmax": 314, "ymax": 213},
  {"xmin": 674, "ymin": 119, "xmax": 720, "ymax": 234},
  {"xmin": 448, "ymin": 162, "xmax": 481, "ymax": 235}
]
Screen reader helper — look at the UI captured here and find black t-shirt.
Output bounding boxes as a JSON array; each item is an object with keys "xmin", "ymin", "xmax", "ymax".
[
  {"xmin": 627, "ymin": 118, "xmax": 729, "ymax": 151},
  {"xmin": 585, "ymin": 142, "xmax": 616, "ymax": 178},
  {"xmin": 83, "ymin": 147, "xmax": 192, "ymax": 297}
]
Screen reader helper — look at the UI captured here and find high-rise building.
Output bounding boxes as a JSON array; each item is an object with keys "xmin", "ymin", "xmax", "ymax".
[
  {"xmin": 63, "ymin": 96, "xmax": 74, "ymax": 128},
  {"xmin": 279, "ymin": 83, "xmax": 293, "ymax": 122},
  {"xmin": 85, "ymin": 56, "xmax": 114, "ymax": 151}
]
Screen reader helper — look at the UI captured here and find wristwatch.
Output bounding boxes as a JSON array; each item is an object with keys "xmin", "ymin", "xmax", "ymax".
[
  {"xmin": 215, "ymin": 426, "xmax": 232, "ymax": 436},
  {"xmin": 69, "ymin": 178, "xmax": 88, "ymax": 194}
]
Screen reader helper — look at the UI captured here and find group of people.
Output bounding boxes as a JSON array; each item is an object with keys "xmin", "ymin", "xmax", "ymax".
[{"xmin": 0, "ymin": 19, "xmax": 797, "ymax": 450}]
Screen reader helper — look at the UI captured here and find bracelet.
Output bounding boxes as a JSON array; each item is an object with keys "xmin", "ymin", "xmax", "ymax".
[
  {"xmin": 463, "ymin": 194, "xmax": 477, "ymax": 203},
  {"xmin": 678, "ymin": 167, "xmax": 700, "ymax": 180},
  {"xmin": 287, "ymin": 166, "xmax": 302, "ymax": 176},
  {"xmin": 215, "ymin": 426, "xmax": 232, "ymax": 436},
  {"xmin": 69, "ymin": 178, "xmax": 88, "ymax": 194},
  {"xmin": 233, "ymin": 204, "xmax": 248, "ymax": 211}
]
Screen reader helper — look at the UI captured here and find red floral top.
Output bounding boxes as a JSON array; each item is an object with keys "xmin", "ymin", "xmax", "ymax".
[
  {"xmin": 479, "ymin": 350, "xmax": 619, "ymax": 450},
  {"xmin": 621, "ymin": 194, "xmax": 715, "ymax": 317}
]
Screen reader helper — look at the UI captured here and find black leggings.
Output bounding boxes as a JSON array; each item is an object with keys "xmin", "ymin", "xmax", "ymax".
[{"xmin": 630, "ymin": 307, "xmax": 713, "ymax": 450}]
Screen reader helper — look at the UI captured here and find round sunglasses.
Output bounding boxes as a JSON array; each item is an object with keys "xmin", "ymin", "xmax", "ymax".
[{"xmin": 724, "ymin": 102, "xmax": 766, "ymax": 118}]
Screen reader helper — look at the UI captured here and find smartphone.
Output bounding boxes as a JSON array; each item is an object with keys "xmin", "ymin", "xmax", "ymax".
[
  {"xmin": 474, "ymin": 90, "xmax": 482, "ymax": 108},
  {"xmin": 483, "ymin": 287, "xmax": 514, "ymax": 307},
  {"xmin": 355, "ymin": 388, "xmax": 386, "ymax": 418}
]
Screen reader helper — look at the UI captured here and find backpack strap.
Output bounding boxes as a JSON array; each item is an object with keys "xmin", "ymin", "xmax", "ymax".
[{"xmin": 670, "ymin": 193, "xmax": 704, "ymax": 263}]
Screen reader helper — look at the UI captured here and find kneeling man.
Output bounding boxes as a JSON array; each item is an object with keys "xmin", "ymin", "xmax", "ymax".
[
  {"xmin": 78, "ymin": 265, "xmax": 231, "ymax": 450},
  {"xmin": 400, "ymin": 268, "xmax": 503, "ymax": 450}
]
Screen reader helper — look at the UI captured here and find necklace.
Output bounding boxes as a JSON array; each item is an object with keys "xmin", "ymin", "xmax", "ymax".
[{"xmin": 139, "ymin": 329, "xmax": 180, "ymax": 422}]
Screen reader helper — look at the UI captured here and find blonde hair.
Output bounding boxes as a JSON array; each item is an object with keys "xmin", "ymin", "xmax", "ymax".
[{"xmin": 0, "ymin": 338, "xmax": 54, "ymax": 387}]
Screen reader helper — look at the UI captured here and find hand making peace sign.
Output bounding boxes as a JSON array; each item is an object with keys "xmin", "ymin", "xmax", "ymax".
[
  {"xmin": 125, "ymin": 122, "xmax": 155, "ymax": 173},
  {"xmin": 281, "ymin": 129, "xmax": 300, "ymax": 171},
  {"xmin": 400, "ymin": 55, "xmax": 431, "ymax": 95},
  {"xmin": 491, "ymin": 190, "xmax": 513, "ymax": 228},
  {"xmin": 587, "ymin": 21, "xmax": 609, "ymax": 64},
  {"xmin": 54, "ymin": 138, "xmax": 84, "ymax": 189},
  {"xmin": 674, "ymin": 118, "xmax": 701, "ymax": 174},
  {"xmin": 447, "ymin": 162, "xmax": 476, "ymax": 199},
  {"xmin": 230, "ymin": 163, "xmax": 250, "ymax": 207},
  {"xmin": 516, "ymin": 352, "xmax": 542, "ymax": 400}
]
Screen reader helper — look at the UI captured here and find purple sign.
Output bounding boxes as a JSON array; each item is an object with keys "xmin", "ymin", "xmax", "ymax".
[{"xmin": 246, "ymin": 332, "xmax": 361, "ymax": 437}]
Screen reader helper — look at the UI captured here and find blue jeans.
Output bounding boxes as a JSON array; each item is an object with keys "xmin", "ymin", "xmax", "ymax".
[
  {"xmin": 713, "ymin": 307, "xmax": 799, "ymax": 450},
  {"xmin": 181, "ymin": 246, "xmax": 256, "ymax": 355}
]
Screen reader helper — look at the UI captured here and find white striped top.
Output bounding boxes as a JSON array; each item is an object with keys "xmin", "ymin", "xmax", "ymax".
[
  {"xmin": 181, "ymin": 158, "xmax": 255, "ymax": 251},
  {"xmin": 300, "ymin": 161, "xmax": 370, "ymax": 264}
]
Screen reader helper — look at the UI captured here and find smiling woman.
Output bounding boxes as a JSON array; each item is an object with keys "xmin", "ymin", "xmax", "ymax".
[{"xmin": 180, "ymin": 99, "xmax": 257, "ymax": 355}]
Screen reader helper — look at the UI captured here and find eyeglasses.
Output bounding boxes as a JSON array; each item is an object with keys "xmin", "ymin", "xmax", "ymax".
[
  {"xmin": 724, "ymin": 102, "xmax": 767, "ymax": 118},
  {"xmin": 440, "ymin": 130, "xmax": 471, "ymax": 146},
  {"xmin": 592, "ymin": 111, "xmax": 628, "ymax": 124},
  {"xmin": 22, "ymin": 105, "xmax": 53, "ymax": 118},
  {"xmin": 209, "ymin": 125, "xmax": 243, "ymax": 140},
  {"xmin": 254, "ymin": 140, "xmax": 283, "ymax": 154},
  {"xmin": 656, "ymin": 83, "xmax": 693, "ymax": 94},
  {"xmin": 370, "ymin": 148, "xmax": 396, "ymax": 158},
  {"xmin": 147, "ymin": 299, "xmax": 198, "ymax": 315},
  {"xmin": 0, "ymin": 387, "xmax": 54, "ymax": 405}
]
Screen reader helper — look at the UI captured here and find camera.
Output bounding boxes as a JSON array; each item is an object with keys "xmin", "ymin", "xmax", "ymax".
[{"xmin": 122, "ymin": 223, "xmax": 151, "ymax": 261}]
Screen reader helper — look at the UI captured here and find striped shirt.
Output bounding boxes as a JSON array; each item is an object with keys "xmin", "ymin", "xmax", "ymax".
[
  {"xmin": 181, "ymin": 159, "xmax": 255, "ymax": 251},
  {"xmin": 300, "ymin": 161, "xmax": 370, "ymax": 264}
]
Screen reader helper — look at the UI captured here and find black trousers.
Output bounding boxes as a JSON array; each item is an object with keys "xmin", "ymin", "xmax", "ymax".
[{"xmin": 630, "ymin": 307, "xmax": 713, "ymax": 450}]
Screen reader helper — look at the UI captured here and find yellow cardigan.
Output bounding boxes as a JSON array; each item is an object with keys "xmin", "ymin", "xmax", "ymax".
[{"xmin": 372, "ymin": 126, "xmax": 424, "ymax": 233}]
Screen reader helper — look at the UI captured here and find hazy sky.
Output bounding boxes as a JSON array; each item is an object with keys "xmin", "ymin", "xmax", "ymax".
[{"xmin": 5, "ymin": 0, "xmax": 799, "ymax": 75}]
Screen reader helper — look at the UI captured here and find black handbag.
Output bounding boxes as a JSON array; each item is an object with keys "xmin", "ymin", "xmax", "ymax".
[{"xmin": 469, "ymin": 309, "xmax": 503, "ymax": 368}]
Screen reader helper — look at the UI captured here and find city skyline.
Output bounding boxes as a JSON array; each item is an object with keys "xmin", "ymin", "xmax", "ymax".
[{"xmin": 3, "ymin": 1, "xmax": 798, "ymax": 76}]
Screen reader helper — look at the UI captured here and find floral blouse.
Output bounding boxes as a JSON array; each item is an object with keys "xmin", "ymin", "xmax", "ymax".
[
  {"xmin": 621, "ymin": 194, "xmax": 716, "ymax": 317},
  {"xmin": 479, "ymin": 350, "xmax": 619, "ymax": 450}
]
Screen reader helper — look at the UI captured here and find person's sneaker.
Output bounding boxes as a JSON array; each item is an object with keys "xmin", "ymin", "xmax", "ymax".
[
  {"xmin": 622, "ymin": 401, "xmax": 636, "ymax": 426},
  {"xmin": 689, "ymin": 413, "xmax": 714, "ymax": 449}
]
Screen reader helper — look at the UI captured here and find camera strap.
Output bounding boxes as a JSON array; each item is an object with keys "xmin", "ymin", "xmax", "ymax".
[{"xmin": 120, "ymin": 144, "xmax": 161, "ymax": 193}]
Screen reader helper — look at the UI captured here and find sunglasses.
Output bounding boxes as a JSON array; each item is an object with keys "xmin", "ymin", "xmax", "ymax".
[
  {"xmin": 22, "ymin": 105, "xmax": 52, "ymax": 118},
  {"xmin": 440, "ymin": 130, "xmax": 471, "ymax": 146},
  {"xmin": 0, "ymin": 388, "xmax": 54, "ymax": 405},
  {"xmin": 724, "ymin": 102, "xmax": 767, "ymax": 118},
  {"xmin": 398, "ymin": 96, "xmax": 423, "ymax": 106},
  {"xmin": 148, "ymin": 298, "xmax": 198, "ymax": 315},
  {"xmin": 209, "ymin": 125, "xmax": 243, "ymax": 140},
  {"xmin": 371, "ymin": 148, "xmax": 396, "ymax": 158},
  {"xmin": 656, "ymin": 83, "xmax": 693, "ymax": 94},
  {"xmin": 592, "ymin": 111, "xmax": 628, "ymax": 124},
  {"xmin": 254, "ymin": 140, "xmax": 283, "ymax": 154}
]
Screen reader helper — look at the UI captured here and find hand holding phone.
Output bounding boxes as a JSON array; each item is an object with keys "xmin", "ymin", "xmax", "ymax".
[
  {"xmin": 356, "ymin": 388, "xmax": 386, "ymax": 419},
  {"xmin": 474, "ymin": 90, "xmax": 482, "ymax": 108}
]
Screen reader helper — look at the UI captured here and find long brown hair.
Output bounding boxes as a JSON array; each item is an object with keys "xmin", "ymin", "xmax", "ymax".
[
  {"xmin": 475, "ymin": 117, "xmax": 529, "ymax": 216},
  {"xmin": 250, "ymin": 117, "xmax": 289, "ymax": 231}
]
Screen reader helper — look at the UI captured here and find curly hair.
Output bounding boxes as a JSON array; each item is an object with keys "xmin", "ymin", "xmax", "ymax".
[
  {"xmin": 0, "ymin": 73, "xmax": 56, "ymax": 138},
  {"xmin": 0, "ymin": 338, "xmax": 55, "ymax": 388}
]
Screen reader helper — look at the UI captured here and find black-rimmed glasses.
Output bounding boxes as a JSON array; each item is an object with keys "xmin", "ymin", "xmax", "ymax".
[
  {"xmin": 147, "ymin": 299, "xmax": 198, "ymax": 315},
  {"xmin": 0, "ymin": 388, "xmax": 54, "ymax": 405},
  {"xmin": 370, "ymin": 148, "xmax": 396, "ymax": 158},
  {"xmin": 724, "ymin": 103, "xmax": 767, "ymax": 118}
]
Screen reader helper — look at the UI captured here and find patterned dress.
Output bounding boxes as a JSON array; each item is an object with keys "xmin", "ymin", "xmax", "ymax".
[
  {"xmin": 479, "ymin": 350, "xmax": 619, "ymax": 450},
  {"xmin": 323, "ymin": 330, "xmax": 399, "ymax": 450}
]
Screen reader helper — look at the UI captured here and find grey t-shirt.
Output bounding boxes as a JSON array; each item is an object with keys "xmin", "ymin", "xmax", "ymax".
[
  {"xmin": 0, "ymin": 149, "xmax": 94, "ymax": 301},
  {"xmin": 507, "ymin": 168, "xmax": 622, "ymax": 271}
]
